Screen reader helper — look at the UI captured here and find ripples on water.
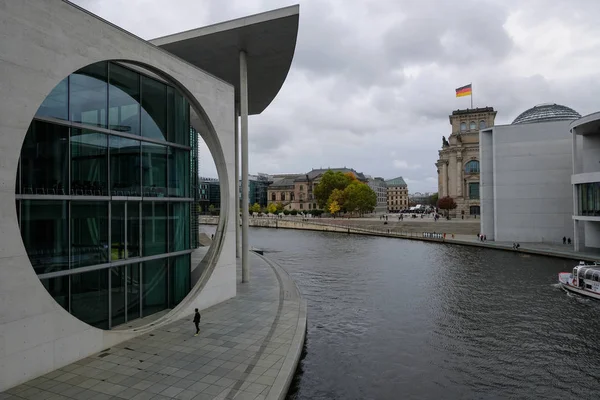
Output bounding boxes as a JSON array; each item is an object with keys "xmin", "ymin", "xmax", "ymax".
[{"xmin": 245, "ymin": 227, "xmax": 600, "ymax": 400}]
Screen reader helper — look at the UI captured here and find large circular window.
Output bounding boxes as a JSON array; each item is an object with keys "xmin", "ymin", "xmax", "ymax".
[{"xmin": 16, "ymin": 61, "xmax": 199, "ymax": 329}]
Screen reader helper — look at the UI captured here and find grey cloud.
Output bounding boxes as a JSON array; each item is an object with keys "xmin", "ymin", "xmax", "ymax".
[{"xmin": 72, "ymin": 0, "xmax": 600, "ymax": 193}]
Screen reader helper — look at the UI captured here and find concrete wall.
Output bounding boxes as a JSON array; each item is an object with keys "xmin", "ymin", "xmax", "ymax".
[
  {"xmin": 581, "ymin": 135, "xmax": 600, "ymax": 174},
  {"xmin": 0, "ymin": 0, "xmax": 236, "ymax": 390},
  {"xmin": 480, "ymin": 129, "xmax": 495, "ymax": 239},
  {"xmin": 584, "ymin": 221, "xmax": 600, "ymax": 249},
  {"xmin": 482, "ymin": 121, "xmax": 573, "ymax": 243}
]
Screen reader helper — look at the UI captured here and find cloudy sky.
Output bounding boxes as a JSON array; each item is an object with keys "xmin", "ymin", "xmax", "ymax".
[{"xmin": 74, "ymin": 0, "xmax": 600, "ymax": 193}]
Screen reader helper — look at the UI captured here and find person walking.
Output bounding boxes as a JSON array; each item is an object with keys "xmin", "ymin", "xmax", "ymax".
[
  {"xmin": 563, "ymin": 236, "xmax": 567, "ymax": 245},
  {"xmin": 193, "ymin": 308, "xmax": 201, "ymax": 336}
]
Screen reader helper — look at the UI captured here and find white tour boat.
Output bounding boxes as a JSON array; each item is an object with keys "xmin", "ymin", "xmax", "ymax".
[{"xmin": 558, "ymin": 261, "xmax": 600, "ymax": 300}]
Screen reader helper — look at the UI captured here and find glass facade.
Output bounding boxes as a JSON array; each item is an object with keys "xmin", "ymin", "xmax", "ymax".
[
  {"xmin": 16, "ymin": 61, "xmax": 195, "ymax": 330},
  {"xmin": 577, "ymin": 183, "xmax": 600, "ymax": 216}
]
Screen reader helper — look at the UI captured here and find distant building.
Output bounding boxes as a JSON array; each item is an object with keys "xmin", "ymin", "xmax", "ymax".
[
  {"xmin": 386, "ymin": 177, "xmax": 408, "ymax": 212},
  {"xmin": 480, "ymin": 103, "xmax": 580, "ymax": 242},
  {"xmin": 436, "ymin": 107, "xmax": 497, "ymax": 217},
  {"xmin": 199, "ymin": 177, "xmax": 220, "ymax": 211},
  {"xmin": 409, "ymin": 192, "xmax": 433, "ymax": 205},
  {"xmin": 267, "ymin": 167, "xmax": 368, "ymax": 211},
  {"xmin": 367, "ymin": 176, "xmax": 387, "ymax": 214},
  {"xmin": 248, "ymin": 174, "xmax": 273, "ymax": 207}
]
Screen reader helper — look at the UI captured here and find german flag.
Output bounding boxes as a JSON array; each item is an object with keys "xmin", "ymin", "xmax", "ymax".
[{"xmin": 456, "ymin": 84, "xmax": 472, "ymax": 98}]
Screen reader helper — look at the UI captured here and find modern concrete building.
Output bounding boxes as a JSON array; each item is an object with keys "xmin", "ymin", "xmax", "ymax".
[
  {"xmin": 436, "ymin": 107, "xmax": 497, "ymax": 217},
  {"xmin": 480, "ymin": 104, "xmax": 581, "ymax": 242},
  {"xmin": 367, "ymin": 176, "xmax": 387, "ymax": 214},
  {"xmin": 0, "ymin": 0, "xmax": 298, "ymax": 391},
  {"xmin": 570, "ymin": 112, "xmax": 600, "ymax": 252},
  {"xmin": 385, "ymin": 177, "xmax": 408, "ymax": 212}
]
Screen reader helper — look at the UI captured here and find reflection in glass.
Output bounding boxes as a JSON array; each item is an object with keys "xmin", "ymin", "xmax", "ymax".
[
  {"xmin": 142, "ymin": 142, "xmax": 167, "ymax": 197},
  {"xmin": 469, "ymin": 182, "xmax": 480, "ymax": 200},
  {"xmin": 578, "ymin": 183, "xmax": 600, "ymax": 216},
  {"xmin": 168, "ymin": 148, "xmax": 190, "ymax": 197},
  {"xmin": 36, "ymin": 77, "xmax": 68, "ymax": 120},
  {"xmin": 19, "ymin": 121, "xmax": 69, "ymax": 195},
  {"xmin": 40, "ymin": 276, "xmax": 69, "ymax": 310},
  {"xmin": 128, "ymin": 263, "xmax": 141, "ymax": 321},
  {"xmin": 111, "ymin": 202, "xmax": 125, "ymax": 261},
  {"xmin": 167, "ymin": 87, "xmax": 189, "ymax": 145},
  {"xmin": 71, "ymin": 129, "xmax": 108, "ymax": 196},
  {"xmin": 141, "ymin": 76, "xmax": 167, "ymax": 141},
  {"xmin": 128, "ymin": 202, "xmax": 140, "ymax": 257},
  {"xmin": 143, "ymin": 202, "xmax": 167, "ymax": 256},
  {"xmin": 71, "ymin": 269, "xmax": 109, "ymax": 329},
  {"xmin": 465, "ymin": 160, "xmax": 480, "ymax": 174},
  {"xmin": 111, "ymin": 266, "xmax": 126, "ymax": 327},
  {"xmin": 110, "ymin": 136, "xmax": 141, "ymax": 196},
  {"xmin": 142, "ymin": 258, "xmax": 168, "ymax": 316},
  {"xmin": 109, "ymin": 63, "xmax": 140, "ymax": 135},
  {"xmin": 71, "ymin": 201, "xmax": 108, "ymax": 268},
  {"xmin": 70, "ymin": 62, "xmax": 108, "ymax": 128},
  {"xmin": 170, "ymin": 203, "xmax": 190, "ymax": 252},
  {"xmin": 20, "ymin": 200, "xmax": 69, "ymax": 274},
  {"xmin": 170, "ymin": 254, "xmax": 190, "ymax": 307}
]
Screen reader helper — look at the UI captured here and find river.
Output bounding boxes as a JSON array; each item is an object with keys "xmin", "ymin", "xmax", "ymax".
[{"xmin": 240, "ymin": 227, "xmax": 600, "ymax": 400}]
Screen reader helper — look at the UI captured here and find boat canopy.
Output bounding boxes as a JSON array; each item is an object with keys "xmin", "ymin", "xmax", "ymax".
[{"xmin": 577, "ymin": 266, "xmax": 600, "ymax": 282}]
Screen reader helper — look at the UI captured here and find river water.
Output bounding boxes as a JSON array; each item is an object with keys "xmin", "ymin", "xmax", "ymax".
[{"xmin": 243, "ymin": 227, "xmax": 600, "ymax": 400}]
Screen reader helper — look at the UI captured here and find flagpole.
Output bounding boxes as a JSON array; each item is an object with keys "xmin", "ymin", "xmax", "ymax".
[{"xmin": 470, "ymin": 82, "xmax": 473, "ymax": 109}]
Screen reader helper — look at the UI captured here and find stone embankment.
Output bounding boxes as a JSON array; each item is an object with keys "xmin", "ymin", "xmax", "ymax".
[{"xmin": 201, "ymin": 216, "xmax": 600, "ymax": 263}]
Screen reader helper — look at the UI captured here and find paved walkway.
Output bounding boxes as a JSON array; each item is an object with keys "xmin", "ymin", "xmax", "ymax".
[
  {"xmin": 1, "ymin": 253, "xmax": 307, "ymax": 400},
  {"xmin": 448, "ymin": 234, "xmax": 600, "ymax": 262}
]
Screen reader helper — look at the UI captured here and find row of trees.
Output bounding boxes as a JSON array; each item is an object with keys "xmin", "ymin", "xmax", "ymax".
[
  {"xmin": 314, "ymin": 171, "xmax": 377, "ymax": 216},
  {"xmin": 250, "ymin": 202, "xmax": 325, "ymax": 216}
]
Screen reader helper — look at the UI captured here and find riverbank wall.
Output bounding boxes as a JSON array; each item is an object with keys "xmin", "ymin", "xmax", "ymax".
[{"xmin": 200, "ymin": 216, "xmax": 600, "ymax": 263}]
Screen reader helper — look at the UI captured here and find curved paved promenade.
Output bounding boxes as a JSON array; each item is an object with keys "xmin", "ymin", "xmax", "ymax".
[{"xmin": 1, "ymin": 253, "xmax": 307, "ymax": 400}]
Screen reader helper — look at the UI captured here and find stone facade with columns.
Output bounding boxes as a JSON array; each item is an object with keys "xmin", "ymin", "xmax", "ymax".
[{"xmin": 436, "ymin": 107, "xmax": 497, "ymax": 217}]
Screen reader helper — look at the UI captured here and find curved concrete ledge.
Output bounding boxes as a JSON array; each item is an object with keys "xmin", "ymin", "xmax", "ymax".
[{"xmin": 254, "ymin": 253, "xmax": 307, "ymax": 400}]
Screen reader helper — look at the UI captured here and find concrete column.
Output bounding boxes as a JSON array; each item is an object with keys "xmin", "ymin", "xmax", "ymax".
[
  {"xmin": 456, "ymin": 157, "xmax": 463, "ymax": 197},
  {"xmin": 240, "ymin": 50, "xmax": 249, "ymax": 283},
  {"xmin": 442, "ymin": 162, "xmax": 448, "ymax": 197},
  {"xmin": 574, "ymin": 219, "xmax": 582, "ymax": 252},
  {"xmin": 234, "ymin": 106, "xmax": 240, "ymax": 258}
]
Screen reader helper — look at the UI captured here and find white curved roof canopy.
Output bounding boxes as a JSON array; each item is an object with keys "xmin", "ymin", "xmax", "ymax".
[{"xmin": 151, "ymin": 5, "xmax": 300, "ymax": 115}]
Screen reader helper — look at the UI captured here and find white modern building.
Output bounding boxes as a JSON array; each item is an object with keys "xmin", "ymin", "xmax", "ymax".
[
  {"xmin": 571, "ymin": 113, "xmax": 600, "ymax": 252},
  {"xmin": 480, "ymin": 104, "xmax": 581, "ymax": 243},
  {"xmin": 0, "ymin": 0, "xmax": 298, "ymax": 391}
]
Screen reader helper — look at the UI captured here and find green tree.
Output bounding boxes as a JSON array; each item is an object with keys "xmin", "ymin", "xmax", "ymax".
[
  {"xmin": 437, "ymin": 196, "xmax": 457, "ymax": 216},
  {"xmin": 353, "ymin": 183, "xmax": 377, "ymax": 215},
  {"xmin": 329, "ymin": 200, "xmax": 341, "ymax": 215},
  {"xmin": 429, "ymin": 193, "xmax": 439, "ymax": 206},
  {"xmin": 327, "ymin": 188, "xmax": 346, "ymax": 212},
  {"xmin": 250, "ymin": 203, "xmax": 261, "ymax": 214},
  {"xmin": 275, "ymin": 202, "xmax": 285, "ymax": 212},
  {"xmin": 267, "ymin": 203, "xmax": 277, "ymax": 214},
  {"xmin": 314, "ymin": 171, "xmax": 353, "ymax": 208},
  {"xmin": 342, "ymin": 182, "xmax": 376, "ymax": 215}
]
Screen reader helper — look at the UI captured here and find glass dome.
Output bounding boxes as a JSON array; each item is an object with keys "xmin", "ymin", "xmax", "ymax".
[{"xmin": 512, "ymin": 103, "xmax": 581, "ymax": 125}]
